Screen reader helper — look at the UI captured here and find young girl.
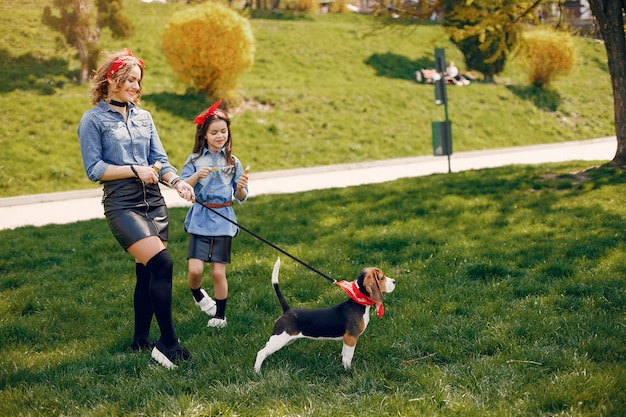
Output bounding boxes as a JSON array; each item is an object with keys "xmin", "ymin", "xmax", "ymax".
[
  {"xmin": 180, "ymin": 100, "xmax": 248, "ymax": 328},
  {"xmin": 77, "ymin": 49, "xmax": 195, "ymax": 370}
]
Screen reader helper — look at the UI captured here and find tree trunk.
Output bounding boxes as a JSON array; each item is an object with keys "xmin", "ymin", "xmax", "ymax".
[
  {"xmin": 75, "ymin": 0, "xmax": 98, "ymax": 84},
  {"xmin": 588, "ymin": 0, "xmax": 626, "ymax": 166}
]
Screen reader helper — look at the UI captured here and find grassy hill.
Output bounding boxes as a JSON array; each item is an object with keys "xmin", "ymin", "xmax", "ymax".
[{"xmin": 0, "ymin": 0, "xmax": 614, "ymax": 198}]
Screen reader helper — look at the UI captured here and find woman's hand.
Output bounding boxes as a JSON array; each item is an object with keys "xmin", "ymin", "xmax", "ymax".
[
  {"xmin": 175, "ymin": 180, "xmax": 195, "ymax": 202},
  {"xmin": 134, "ymin": 165, "xmax": 159, "ymax": 184}
]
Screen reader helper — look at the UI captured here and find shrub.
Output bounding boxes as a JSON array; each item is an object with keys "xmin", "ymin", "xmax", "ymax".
[
  {"xmin": 519, "ymin": 29, "xmax": 576, "ymax": 90},
  {"xmin": 329, "ymin": 0, "xmax": 348, "ymax": 13},
  {"xmin": 284, "ymin": 0, "xmax": 316, "ymax": 12},
  {"xmin": 162, "ymin": 2, "xmax": 255, "ymax": 100}
]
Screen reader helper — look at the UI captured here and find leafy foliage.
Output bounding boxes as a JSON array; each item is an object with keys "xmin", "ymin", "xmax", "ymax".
[
  {"xmin": 41, "ymin": 0, "xmax": 134, "ymax": 83},
  {"xmin": 42, "ymin": 0, "xmax": 99, "ymax": 82},
  {"xmin": 162, "ymin": 2, "xmax": 255, "ymax": 100},
  {"xmin": 452, "ymin": 30, "xmax": 518, "ymax": 80},
  {"xmin": 443, "ymin": 0, "xmax": 530, "ymax": 80},
  {"xmin": 519, "ymin": 29, "xmax": 576, "ymax": 89},
  {"xmin": 95, "ymin": 0, "xmax": 133, "ymax": 39},
  {"xmin": 284, "ymin": 0, "xmax": 316, "ymax": 12}
]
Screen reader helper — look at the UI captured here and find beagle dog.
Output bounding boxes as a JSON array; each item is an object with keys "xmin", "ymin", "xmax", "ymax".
[{"xmin": 254, "ymin": 257, "xmax": 395, "ymax": 372}]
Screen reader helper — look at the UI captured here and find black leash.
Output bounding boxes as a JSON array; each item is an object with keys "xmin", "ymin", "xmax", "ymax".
[{"xmin": 201, "ymin": 204, "xmax": 337, "ymax": 283}]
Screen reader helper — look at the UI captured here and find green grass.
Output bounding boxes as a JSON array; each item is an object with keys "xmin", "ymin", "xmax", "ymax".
[
  {"xmin": 0, "ymin": 0, "xmax": 615, "ymax": 197},
  {"xmin": 0, "ymin": 3, "xmax": 623, "ymax": 415},
  {"xmin": 1, "ymin": 161, "xmax": 625, "ymax": 416}
]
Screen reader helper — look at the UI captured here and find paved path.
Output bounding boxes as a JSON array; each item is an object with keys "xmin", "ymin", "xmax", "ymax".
[{"xmin": 0, "ymin": 137, "xmax": 616, "ymax": 230}]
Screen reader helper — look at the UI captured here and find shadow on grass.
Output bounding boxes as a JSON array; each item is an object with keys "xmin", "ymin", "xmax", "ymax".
[
  {"xmin": 364, "ymin": 52, "xmax": 434, "ymax": 81},
  {"xmin": 506, "ymin": 85, "xmax": 562, "ymax": 112},
  {"xmin": 142, "ymin": 91, "xmax": 214, "ymax": 120},
  {"xmin": 537, "ymin": 162, "xmax": 625, "ymax": 191},
  {"xmin": 1, "ymin": 162, "xmax": 625, "ymax": 414},
  {"xmin": 0, "ymin": 49, "xmax": 72, "ymax": 94},
  {"xmin": 589, "ymin": 54, "xmax": 609, "ymax": 73},
  {"xmin": 262, "ymin": 163, "xmax": 626, "ymax": 271},
  {"xmin": 250, "ymin": 9, "xmax": 314, "ymax": 21}
]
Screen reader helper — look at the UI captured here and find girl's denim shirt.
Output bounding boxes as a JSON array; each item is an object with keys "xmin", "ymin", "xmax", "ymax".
[
  {"xmin": 180, "ymin": 147, "xmax": 248, "ymax": 237},
  {"xmin": 78, "ymin": 100, "xmax": 176, "ymax": 182}
]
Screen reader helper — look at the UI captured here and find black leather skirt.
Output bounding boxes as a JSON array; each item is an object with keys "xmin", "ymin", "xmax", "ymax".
[{"xmin": 102, "ymin": 178, "xmax": 168, "ymax": 250}]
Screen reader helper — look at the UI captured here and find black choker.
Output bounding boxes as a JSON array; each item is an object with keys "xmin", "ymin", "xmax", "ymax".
[{"xmin": 109, "ymin": 99, "xmax": 127, "ymax": 107}]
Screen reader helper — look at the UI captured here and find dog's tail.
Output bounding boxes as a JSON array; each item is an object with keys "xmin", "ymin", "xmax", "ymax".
[{"xmin": 272, "ymin": 257, "xmax": 291, "ymax": 313}]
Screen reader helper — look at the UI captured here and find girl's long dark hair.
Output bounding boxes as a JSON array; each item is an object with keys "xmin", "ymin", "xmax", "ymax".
[{"xmin": 191, "ymin": 113, "xmax": 235, "ymax": 167}]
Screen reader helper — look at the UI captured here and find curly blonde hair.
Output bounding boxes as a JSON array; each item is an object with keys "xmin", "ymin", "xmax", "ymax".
[{"xmin": 89, "ymin": 50, "xmax": 144, "ymax": 106}]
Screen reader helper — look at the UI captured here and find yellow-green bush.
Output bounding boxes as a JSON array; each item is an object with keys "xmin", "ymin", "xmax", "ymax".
[
  {"xmin": 329, "ymin": 0, "xmax": 349, "ymax": 13},
  {"xmin": 162, "ymin": 2, "xmax": 255, "ymax": 100},
  {"xmin": 284, "ymin": 0, "xmax": 316, "ymax": 12},
  {"xmin": 519, "ymin": 29, "xmax": 576, "ymax": 90}
]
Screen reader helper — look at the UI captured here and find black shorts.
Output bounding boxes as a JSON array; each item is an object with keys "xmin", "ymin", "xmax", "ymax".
[
  {"xmin": 188, "ymin": 234, "xmax": 232, "ymax": 264},
  {"xmin": 103, "ymin": 179, "xmax": 168, "ymax": 250}
]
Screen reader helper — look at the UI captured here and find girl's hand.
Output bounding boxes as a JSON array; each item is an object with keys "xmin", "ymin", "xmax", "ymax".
[
  {"xmin": 236, "ymin": 173, "xmax": 248, "ymax": 190},
  {"xmin": 237, "ymin": 165, "xmax": 250, "ymax": 190},
  {"xmin": 176, "ymin": 181, "xmax": 195, "ymax": 202},
  {"xmin": 197, "ymin": 166, "xmax": 212, "ymax": 179}
]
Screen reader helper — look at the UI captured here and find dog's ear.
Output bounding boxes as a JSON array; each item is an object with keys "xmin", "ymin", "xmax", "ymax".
[{"xmin": 363, "ymin": 269, "xmax": 384, "ymax": 304}]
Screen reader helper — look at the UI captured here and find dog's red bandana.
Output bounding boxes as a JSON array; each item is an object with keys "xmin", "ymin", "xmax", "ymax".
[{"xmin": 335, "ymin": 280, "xmax": 384, "ymax": 318}]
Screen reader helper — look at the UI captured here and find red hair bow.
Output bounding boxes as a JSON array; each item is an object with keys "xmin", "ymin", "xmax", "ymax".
[
  {"xmin": 107, "ymin": 49, "xmax": 145, "ymax": 80},
  {"xmin": 194, "ymin": 100, "xmax": 226, "ymax": 126}
]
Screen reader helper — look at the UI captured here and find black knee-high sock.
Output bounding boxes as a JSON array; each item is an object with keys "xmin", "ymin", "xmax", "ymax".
[
  {"xmin": 146, "ymin": 249, "xmax": 178, "ymax": 347},
  {"xmin": 133, "ymin": 262, "xmax": 153, "ymax": 343},
  {"xmin": 191, "ymin": 287, "xmax": 204, "ymax": 303}
]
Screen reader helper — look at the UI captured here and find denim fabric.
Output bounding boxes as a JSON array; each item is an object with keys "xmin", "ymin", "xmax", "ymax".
[
  {"xmin": 78, "ymin": 100, "xmax": 176, "ymax": 182},
  {"xmin": 180, "ymin": 147, "xmax": 248, "ymax": 237}
]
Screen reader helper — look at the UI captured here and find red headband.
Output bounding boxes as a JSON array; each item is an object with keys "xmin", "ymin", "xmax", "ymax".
[
  {"xmin": 107, "ymin": 49, "xmax": 145, "ymax": 80},
  {"xmin": 194, "ymin": 100, "xmax": 228, "ymax": 126}
]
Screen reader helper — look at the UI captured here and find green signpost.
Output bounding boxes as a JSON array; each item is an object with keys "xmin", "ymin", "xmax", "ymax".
[{"xmin": 431, "ymin": 47, "xmax": 452, "ymax": 173}]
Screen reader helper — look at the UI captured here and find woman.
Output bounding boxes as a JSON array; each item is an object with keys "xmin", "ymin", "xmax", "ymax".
[{"xmin": 78, "ymin": 49, "xmax": 194, "ymax": 370}]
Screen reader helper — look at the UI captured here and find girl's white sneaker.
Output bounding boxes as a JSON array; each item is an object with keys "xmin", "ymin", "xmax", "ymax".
[
  {"xmin": 207, "ymin": 317, "xmax": 227, "ymax": 328},
  {"xmin": 195, "ymin": 289, "xmax": 217, "ymax": 317}
]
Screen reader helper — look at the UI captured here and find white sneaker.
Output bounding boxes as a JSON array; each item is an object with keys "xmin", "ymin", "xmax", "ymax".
[
  {"xmin": 194, "ymin": 289, "xmax": 217, "ymax": 317},
  {"xmin": 207, "ymin": 317, "xmax": 227, "ymax": 328}
]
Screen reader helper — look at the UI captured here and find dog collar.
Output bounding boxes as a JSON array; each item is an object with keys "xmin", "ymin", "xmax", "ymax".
[{"xmin": 335, "ymin": 280, "xmax": 384, "ymax": 318}]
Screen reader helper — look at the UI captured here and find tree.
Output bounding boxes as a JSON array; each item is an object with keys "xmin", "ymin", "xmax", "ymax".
[
  {"xmin": 42, "ymin": 0, "xmax": 133, "ymax": 84},
  {"xmin": 375, "ymin": 0, "xmax": 624, "ymax": 164},
  {"xmin": 442, "ymin": 0, "xmax": 543, "ymax": 81},
  {"xmin": 372, "ymin": 0, "xmax": 542, "ymax": 81},
  {"xmin": 588, "ymin": 0, "xmax": 626, "ymax": 167}
]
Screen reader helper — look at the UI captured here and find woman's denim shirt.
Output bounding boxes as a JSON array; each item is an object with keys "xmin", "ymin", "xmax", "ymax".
[
  {"xmin": 180, "ymin": 147, "xmax": 248, "ymax": 237},
  {"xmin": 78, "ymin": 100, "xmax": 176, "ymax": 182}
]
